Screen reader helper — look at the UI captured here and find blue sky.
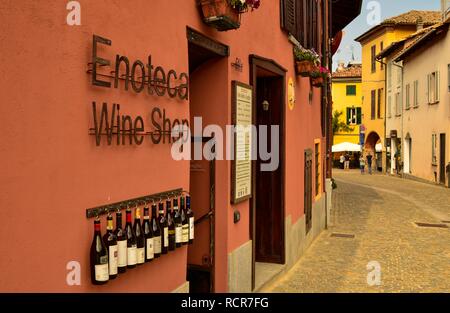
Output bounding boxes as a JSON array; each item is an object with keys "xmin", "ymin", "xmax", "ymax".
[{"xmin": 332, "ymin": 0, "xmax": 442, "ymax": 70}]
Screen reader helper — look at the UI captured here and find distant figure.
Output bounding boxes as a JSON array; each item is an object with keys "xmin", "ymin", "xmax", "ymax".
[
  {"xmin": 359, "ymin": 155, "xmax": 365, "ymax": 174},
  {"xmin": 340, "ymin": 154, "xmax": 345, "ymax": 169},
  {"xmin": 344, "ymin": 153, "xmax": 350, "ymax": 170},
  {"xmin": 366, "ymin": 153, "xmax": 373, "ymax": 175}
]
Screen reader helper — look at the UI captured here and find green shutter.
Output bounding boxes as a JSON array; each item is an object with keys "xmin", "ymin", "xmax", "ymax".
[
  {"xmin": 356, "ymin": 108, "xmax": 362, "ymax": 124},
  {"xmin": 346, "ymin": 108, "xmax": 351, "ymax": 125}
]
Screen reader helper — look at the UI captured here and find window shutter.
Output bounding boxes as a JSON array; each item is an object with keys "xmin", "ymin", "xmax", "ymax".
[
  {"xmin": 281, "ymin": 0, "xmax": 296, "ymax": 35},
  {"xmin": 436, "ymin": 71, "xmax": 440, "ymax": 102},
  {"xmin": 427, "ymin": 74, "xmax": 430, "ymax": 104},
  {"xmin": 346, "ymin": 108, "xmax": 351, "ymax": 125},
  {"xmin": 357, "ymin": 108, "xmax": 362, "ymax": 124}
]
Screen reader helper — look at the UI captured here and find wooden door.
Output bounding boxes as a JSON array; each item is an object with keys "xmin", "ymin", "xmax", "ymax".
[{"xmin": 304, "ymin": 149, "xmax": 313, "ymax": 234}]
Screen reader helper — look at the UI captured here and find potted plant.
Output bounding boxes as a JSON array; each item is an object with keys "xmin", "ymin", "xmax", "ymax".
[
  {"xmin": 310, "ymin": 66, "xmax": 329, "ymax": 87},
  {"xmin": 198, "ymin": 0, "xmax": 261, "ymax": 31},
  {"xmin": 294, "ymin": 47, "xmax": 320, "ymax": 77}
]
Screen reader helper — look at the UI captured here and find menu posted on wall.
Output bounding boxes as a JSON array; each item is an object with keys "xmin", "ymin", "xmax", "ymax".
[{"xmin": 231, "ymin": 81, "xmax": 253, "ymax": 204}]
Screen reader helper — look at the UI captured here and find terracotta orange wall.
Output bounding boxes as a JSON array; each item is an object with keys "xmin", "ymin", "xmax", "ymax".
[{"xmin": 0, "ymin": 0, "xmax": 326, "ymax": 292}]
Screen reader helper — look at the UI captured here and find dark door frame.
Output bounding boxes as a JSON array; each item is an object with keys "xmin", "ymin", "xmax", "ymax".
[{"xmin": 249, "ymin": 55, "xmax": 286, "ymax": 291}]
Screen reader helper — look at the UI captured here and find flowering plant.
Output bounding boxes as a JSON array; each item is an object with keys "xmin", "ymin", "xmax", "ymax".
[
  {"xmin": 230, "ymin": 0, "xmax": 261, "ymax": 12},
  {"xmin": 310, "ymin": 66, "xmax": 329, "ymax": 78},
  {"xmin": 294, "ymin": 47, "xmax": 320, "ymax": 66}
]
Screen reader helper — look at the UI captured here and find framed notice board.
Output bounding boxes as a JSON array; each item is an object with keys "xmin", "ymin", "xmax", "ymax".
[{"xmin": 231, "ymin": 81, "xmax": 253, "ymax": 204}]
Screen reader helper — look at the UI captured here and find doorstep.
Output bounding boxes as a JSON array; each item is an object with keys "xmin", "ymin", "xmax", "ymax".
[{"xmin": 254, "ymin": 262, "xmax": 286, "ymax": 292}]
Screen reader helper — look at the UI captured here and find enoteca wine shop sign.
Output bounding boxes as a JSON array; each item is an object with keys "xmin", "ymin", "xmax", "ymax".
[{"xmin": 88, "ymin": 35, "xmax": 189, "ymax": 146}]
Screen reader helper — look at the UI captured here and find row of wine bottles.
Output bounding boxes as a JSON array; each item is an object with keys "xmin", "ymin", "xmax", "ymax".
[{"xmin": 90, "ymin": 195, "xmax": 194, "ymax": 285}]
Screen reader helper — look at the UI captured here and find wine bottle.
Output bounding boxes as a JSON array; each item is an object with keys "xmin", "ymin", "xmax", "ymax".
[
  {"xmin": 167, "ymin": 200, "xmax": 175, "ymax": 251},
  {"xmin": 90, "ymin": 218, "xmax": 109, "ymax": 285},
  {"xmin": 143, "ymin": 205, "xmax": 154, "ymax": 262},
  {"xmin": 151, "ymin": 204, "xmax": 161, "ymax": 258},
  {"xmin": 103, "ymin": 213, "xmax": 118, "ymax": 279},
  {"xmin": 158, "ymin": 202, "xmax": 168, "ymax": 254},
  {"xmin": 134, "ymin": 207, "xmax": 145, "ymax": 265},
  {"xmin": 125, "ymin": 208, "xmax": 137, "ymax": 269},
  {"xmin": 114, "ymin": 210, "xmax": 127, "ymax": 274},
  {"xmin": 173, "ymin": 198, "xmax": 182, "ymax": 248},
  {"xmin": 186, "ymin": 195, "xmax": 194, "ymax": 244},
  {"xmin": 180, "ymin": 196, "xmax": 189, "ymax": 245}
]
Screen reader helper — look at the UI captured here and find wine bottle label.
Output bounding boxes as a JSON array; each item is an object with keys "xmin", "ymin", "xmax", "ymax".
[
  {"xmin": 108, "ymin": 245, "xmax": 118, "ymax": 275},
  {"xmin": 182, "ymin": 225, "xmax": 189, "ymax": 243},
  {"xmin": 154, "ymin": 236, "xmax": 161, "ymax": 254},
  {"xmin": 95, "ymin": 264, "xmax": 109, "ymax": 282},
  {"xmin": 189, "ymin": 217, "xmax": 195, "ymax": 240},
  {"xmin": 117, "ymin": 240, "xmax": 127, "ymax": 267},
  {"xmin": 175, "ymin": 226, "xmax": 182, "ymax": 243},
  {"xmin": 127, "ymin": 246, "xmax": 137, "ymax": 266},
  {"xmin": 164, "ymin": 227, "xmax": 169, "ymax": 247},
  {"xmin": 137, "ymin": 248, "xmax": 145, "ymax": 264},
  {"xmin": 146, "ymin": 238, "xmax": 154, "ymax": 259}
]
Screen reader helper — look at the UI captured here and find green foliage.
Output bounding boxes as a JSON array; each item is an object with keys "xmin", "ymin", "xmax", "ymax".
[
  {"xmin": 294, "ymin": 47, "xmax": 320, "ymax": 65},
  {"xmin": 332, "ymin": 111, "xmax": 354, "ymax": 134}
]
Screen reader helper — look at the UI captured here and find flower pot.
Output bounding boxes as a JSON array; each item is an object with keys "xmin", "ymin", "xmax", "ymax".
[
  {"xmin": 199, "ymin": 0, "xmax": 241, "ymax": 31},
  {"xmin": 295, "ymin": 60, "xmax": 314, "ymax": 77},
  {"xmin": 311, "ymin": 76, "xmax": 324, "ymax": 87}
]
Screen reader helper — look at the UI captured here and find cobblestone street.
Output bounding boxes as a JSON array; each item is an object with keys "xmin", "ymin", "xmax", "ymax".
[{"xmin": 265, "ymin": 170, "xmax": 450, "ymax": 292}]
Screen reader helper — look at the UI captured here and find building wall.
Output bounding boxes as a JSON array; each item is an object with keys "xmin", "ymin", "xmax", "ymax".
[
  {"xmin": 0, "ymin": 0, "xmax": 327, "ymax": 292},
  {"xmin": 331, "ymin": 79, "xmax": 362, "ymax": 145},
  {"xmin": 360, "ymin": 26, "xmax": 418, "ymax": 172},
  {"xmin": 402, "ymin": 26, "xmax": 450, "ymax": 183}
]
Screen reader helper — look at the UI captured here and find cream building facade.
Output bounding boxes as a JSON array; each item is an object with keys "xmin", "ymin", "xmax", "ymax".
[{"xmin": 378, "ymin": 5, "xmax": 450, "ymax": 186}]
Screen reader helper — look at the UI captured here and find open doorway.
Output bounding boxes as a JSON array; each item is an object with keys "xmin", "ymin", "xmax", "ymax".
[
  {"xmin": 249, "ymin": 55, "xmax": 286, "ymax": 290},
  {"xmin": 186, "ymin": 27, "xmax": 228, "ymax": 293}
]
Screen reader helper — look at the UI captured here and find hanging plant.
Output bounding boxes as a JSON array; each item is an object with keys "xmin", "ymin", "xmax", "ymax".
[
  {"xmin": 294, "ymin": 47, "xmax": 320, "ymax": 77},
  {"xmin": 199, "ymin": 0, "xmax": 261, "ymax": 31},
  {"xmin": 310, "ymin": 66, "xmax": 329, "ymax": 87}
]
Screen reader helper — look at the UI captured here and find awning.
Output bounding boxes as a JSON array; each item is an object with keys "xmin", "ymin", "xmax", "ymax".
[
  {"xmin": 332, "ymin": 142, "xmax": 361, "ymax": 153},
  {"xmin": 331, "ymin": 0, "xmax": 363, "ymax": 37}
]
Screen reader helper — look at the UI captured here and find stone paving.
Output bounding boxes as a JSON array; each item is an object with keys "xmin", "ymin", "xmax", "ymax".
[{"xmin": 265, "ymin": 170, "xmax": 450, "ymax": 293}]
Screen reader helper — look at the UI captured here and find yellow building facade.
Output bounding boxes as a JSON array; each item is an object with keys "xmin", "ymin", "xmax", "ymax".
[
  {"xmin": 332, "ymin": 63, "xmax": 362, "ymax": 145},
  {"xmin": 355, "ymin": 10, "xmax": 441, "ymax": 172}
]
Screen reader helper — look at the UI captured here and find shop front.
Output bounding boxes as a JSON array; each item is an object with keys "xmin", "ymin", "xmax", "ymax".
[{"xmin": 0, "ymin": 0, "xmax": 361, "ymax": 293}]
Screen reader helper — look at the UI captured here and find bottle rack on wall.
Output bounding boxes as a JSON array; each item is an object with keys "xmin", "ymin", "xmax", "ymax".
[{"xmin": 86, "ymin": 188, "xmax": 183, "ymax": 218}]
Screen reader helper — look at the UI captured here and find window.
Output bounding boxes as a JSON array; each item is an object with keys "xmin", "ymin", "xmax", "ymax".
[
  {"xmin": 405, "ymin": 84, "xmax": 411, "ymax": 110},
  {"xmin": 387, "ymin": 95, "xmax": 392, "ymax": 118},
  {"xmin": 395, "ymin": 92, "xmax": 401, "ymax": 116},
  {"xmin": 371, "ymin": 90, "xmax": 376, "ymax": 119},
  {"xmin": 371, "ymin": 45, "xmax": 376, "ymax": 73},
  {"xmin": 346, "ymin": 85, "xmax": 356, "ymax": 96},
  {"xmin": 377, "ymin": 88, "xmax": 383, "ymax": 118},
  {"xmin": 380, "ymin": 42, "xmax": 384, "ymax": 70},
  {"xmin": 346, "ymin": 107, "xmax": 362, "ymax": 125},
  {"xmin": 432, "ymin": 133, "xmax": 438, "ymax": 165},
  {"xmin": 413, "ymin": 80, "xmax": 419, "ymax": 107},
  {"xmin": 427, "ymin": 71, "xmax": 440, "ymax": 104},
  {"xmin": 281, "ymin": 0, "xmax": 319, "ymax": 51},
  {"xmin": 314, "ymin": 141, "xmax": 321, "ymax": 197}
]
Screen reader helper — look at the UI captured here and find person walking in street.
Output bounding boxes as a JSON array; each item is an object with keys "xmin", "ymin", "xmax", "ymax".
[
  {"xmin": 366, "ymin": 153, "xmax": 373, "ymax": 175},
  {"xmin": 344, "ymin": 153, "xmax": 350, "ymax": 170},
  {"xmin": 359, "ymin": 155, "xmax": 365, "ymax": 174},
  {"xmin": 340, "ymin": 154, "xmax": 345, "ymax": 169}
]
